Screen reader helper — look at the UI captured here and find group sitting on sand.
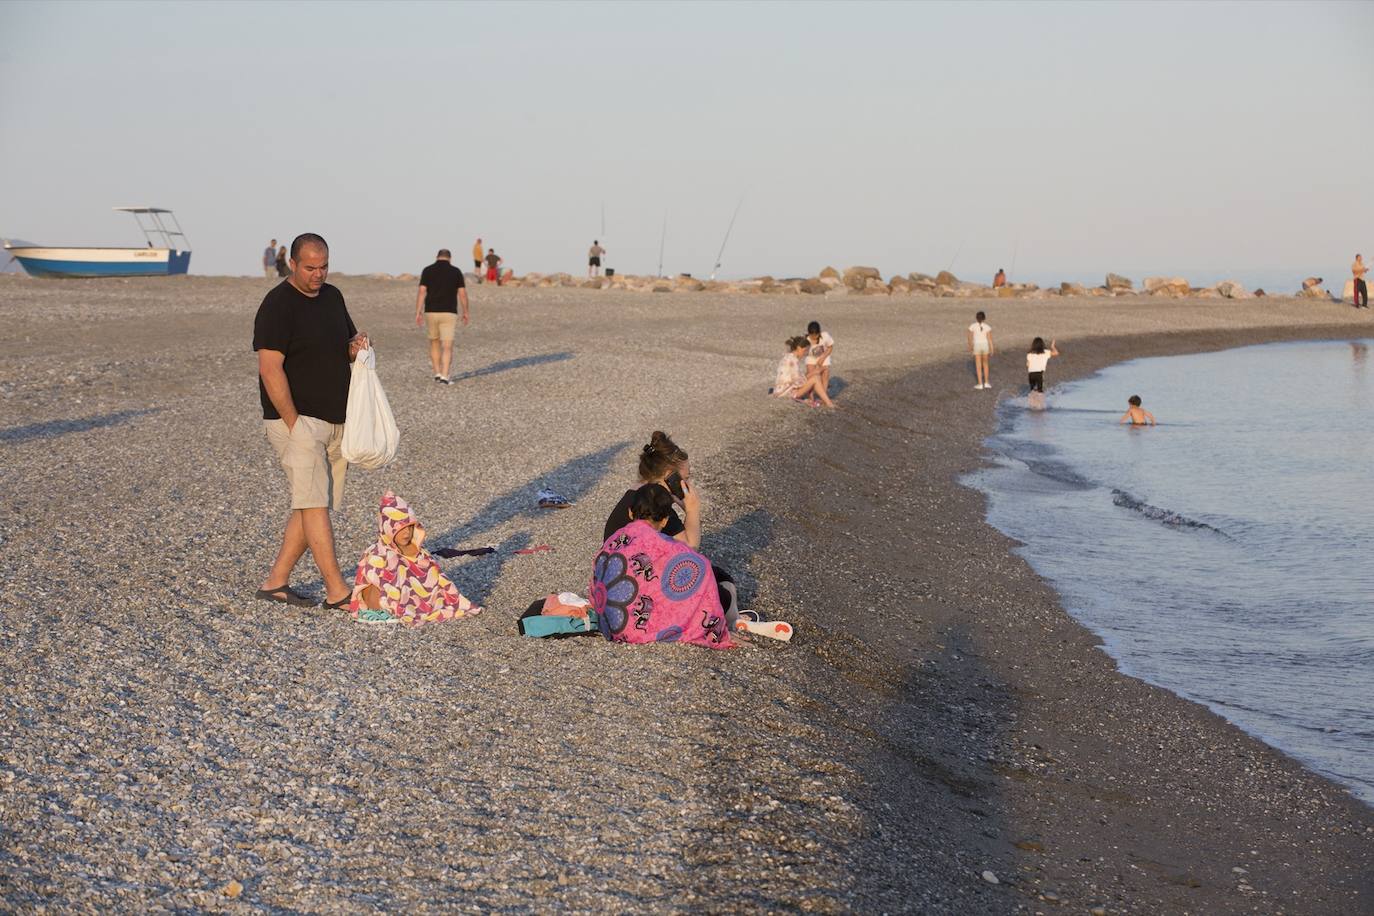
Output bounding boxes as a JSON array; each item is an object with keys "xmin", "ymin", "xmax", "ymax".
[
  {"xmin": 337, "ymin": 430, "xmax": 760, "ymax": 647},
  {"xmin": 771, "ymin": 320, "xmax": 838, "ymax": 408}
]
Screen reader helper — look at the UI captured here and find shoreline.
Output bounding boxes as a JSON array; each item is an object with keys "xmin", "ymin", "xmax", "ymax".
[
  {"xmin": 733, "ymin": 320, "xmax": 1374, "ymax": 911},
  {"xmin": 1, "ymin": 279, "xmax": 1371, "ymax": 911}
]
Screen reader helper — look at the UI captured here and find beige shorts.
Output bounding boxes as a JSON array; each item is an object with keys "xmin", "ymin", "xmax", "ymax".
[
  {"xmin": 425, "ymin": 312, "xmax": 457, "ymax": 341},
  {"xmin": 264, "ymin": 415, "xmax": 347, "ymax": 510}
]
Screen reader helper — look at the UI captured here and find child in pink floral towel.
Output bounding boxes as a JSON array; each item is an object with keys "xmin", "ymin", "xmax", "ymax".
[
  {"xmin": 348, "ymin": 491, "xmax": 482, "ymax": 625},
  {"xmin": 590, "ymin": 485, "xmax": 732, "ymax": 649}
]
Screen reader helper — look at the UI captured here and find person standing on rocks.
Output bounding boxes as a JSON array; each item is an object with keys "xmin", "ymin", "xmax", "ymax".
[
  {"xmin": 993, "ymin": 268, "xmax": 1007, "ymax": 289},
  {"xmin": 472, "ymin": 238, "xmax": 484, "ymax": 281},
  {"xmin": 415, "ymin": 248, "xmax": 469, "ymax": 384},
  {"xmin": 262, "ymin": 239, "xmax": 278, "ymax": 279},
  {"xmin": 253, "ymin": 233, "xmax": 370, "ymax": 609},
  {"xmin": 588, "ymin": 240, "xmax": 606, "ymax": 278},
  {"xmin": 484, "ymin": 248, "xmax": 503, "ymax": 286},
  {"xmin": 1352, "ymin": 254, "xmax": 1368, "ymax": 308}
]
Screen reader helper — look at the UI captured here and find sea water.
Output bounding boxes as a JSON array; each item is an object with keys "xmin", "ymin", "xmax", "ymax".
[{"xmin": 966, "ymin": 339, "xmax": 1374, "ymax": 804}]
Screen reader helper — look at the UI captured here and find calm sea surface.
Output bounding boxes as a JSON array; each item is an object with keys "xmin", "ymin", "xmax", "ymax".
[{"xmin": 966, "ymin": 339, "xmax": 1374, "ymax": 804}]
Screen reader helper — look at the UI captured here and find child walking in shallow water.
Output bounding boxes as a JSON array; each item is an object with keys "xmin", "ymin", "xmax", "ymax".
[
  {"xmin": 1119, "ymin": 395, "xmax": 1156, "ymax": 426},
  {"xmin": 967, "ymin": 311, "xmax": 994, "ymax": 389},
  {"xmin": 1026, "ymin": 337, "xmax": 1059, "ymax": 392}
]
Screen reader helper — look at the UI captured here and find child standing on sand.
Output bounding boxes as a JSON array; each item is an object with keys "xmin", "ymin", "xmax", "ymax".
[
  {"xmin": 1026, "ymin": 337, "xmax": 1059, "ymax": 392},
  {"xmin": 967, "ymin": 311, "xmax": 994, "ymax": 389},
  {"xmin": 1119, "ymin": 395, "xmax": 1156, "ymax": 426}
]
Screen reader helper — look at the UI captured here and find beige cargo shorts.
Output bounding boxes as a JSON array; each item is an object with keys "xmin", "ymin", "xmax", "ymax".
[{"xmin": 264, "ymin": 415, "xmax": 346, "ymax": 510}]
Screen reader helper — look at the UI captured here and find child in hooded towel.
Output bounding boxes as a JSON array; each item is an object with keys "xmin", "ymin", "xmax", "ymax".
[{"xmin": 348, "ymin": 491, "xmax": 482, "ymax": 625}]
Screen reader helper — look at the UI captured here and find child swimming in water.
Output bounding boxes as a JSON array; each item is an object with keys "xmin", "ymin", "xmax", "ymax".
[{"xmin": 1119, "ymin": 394, "xmax": 1156, "ymax": 426}]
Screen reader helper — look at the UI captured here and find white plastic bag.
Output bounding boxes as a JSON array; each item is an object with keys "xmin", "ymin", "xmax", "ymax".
[{"xmin": 341, "ymin": 347, "xmax": 399, "ymax": 469}]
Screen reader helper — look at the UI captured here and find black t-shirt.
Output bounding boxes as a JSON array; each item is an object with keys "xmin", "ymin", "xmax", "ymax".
[
  {"xmin": 603, "ymin": 487, "xmax": 685, "ymax": 542},
  {"xmin": 252, "ymin": 281, "xmax": 357, "ymax": 424},
  {"xmin": 419, "ymin": 260, "xmax": 465, "ymax": 313},
  {"xmin": 485, "ymin": 252, "xmax": 501, "ymax": 269}
]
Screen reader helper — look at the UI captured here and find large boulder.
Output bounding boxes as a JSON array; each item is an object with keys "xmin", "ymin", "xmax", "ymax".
[
  {"xmin": 909, "ymin": 272, "xmax": 937, "ymax": 285},
  {"xmin": 1060, "ymin": 282, "xmax": 1087, "ymax": 296},
  {"xmin": 1297, "ymin": 285, "xmax": 1327, "ymax": 299},
  {"xmin": 1105, "ymin": 273, "xmax": 1133, "ymax": 291},
  {"xmin": 1144, "ymin": 276, "xmax": 1190, "ymax": 296},
  {"xmin": 1193, "ymin": 287, "xmax": 1222, "ymax": 299},
  {"xmin": 888, "ymin": 275, "xmax": 913, "ymax": 292},
  {"xmin": 819, "ymin": 266, "xmax": 840, "ymax": 280},
  {"xmin": 843, "ymin": 266, "xmax": 881, "ymax": 290},
  {"xmin": 935, "ymin": 270, "xmax": 959, "ymax": 287},
  {"xmin": 800, "ymin": 278, "xmax": 829, "ymax": 295},
  {"xmin": 853, "ymin": 277, "xmax": 891, "ymax": 295},
  {"xmin": 1216, "ymin": 279, "xmax": 1249, "ymax": 299}
]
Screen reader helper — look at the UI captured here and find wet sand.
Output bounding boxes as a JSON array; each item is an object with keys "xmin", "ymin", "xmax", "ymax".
[{"xmin": 0, "ymin": 274, "xmax": 1370, "ymax": 912}]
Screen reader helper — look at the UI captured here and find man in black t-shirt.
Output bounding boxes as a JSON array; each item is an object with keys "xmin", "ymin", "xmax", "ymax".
[
  {"xmin": 414, "ymin": 248, "xmax": 470, "ymax": 383},
  {"xmin": 251, "ymin": 232, "xmax": 369, "ymax": 611}
]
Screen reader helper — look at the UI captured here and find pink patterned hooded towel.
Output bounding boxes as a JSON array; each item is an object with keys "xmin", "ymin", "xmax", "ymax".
[
  {"xmin": 590, "ymin": 520, "xmax": 732, "ymax": 649},
  {"xmin": 347, "ymin": 491, "xmax": 477, "ymax": 626}
]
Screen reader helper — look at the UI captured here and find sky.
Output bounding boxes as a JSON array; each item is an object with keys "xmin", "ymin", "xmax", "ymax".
[{"xmin": 2, "ymin": 0, "xmax": 1372, "ymax": 289}]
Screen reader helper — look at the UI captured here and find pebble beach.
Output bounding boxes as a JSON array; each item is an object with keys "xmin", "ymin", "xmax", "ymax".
[{"xmin": 1, "ymin": 274, "xmax": 1371, "ymax": 913}]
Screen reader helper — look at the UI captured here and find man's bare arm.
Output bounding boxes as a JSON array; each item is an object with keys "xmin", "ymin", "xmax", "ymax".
[
  {"xmin": 257, "ymin": 349, "xmax": 298, "ymax": 429},
  {"xmin": 416, "ymin": 285, "xmax": 427, "ymax": 326}
]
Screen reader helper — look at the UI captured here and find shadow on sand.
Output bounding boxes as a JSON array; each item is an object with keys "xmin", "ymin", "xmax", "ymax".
[
  {"xmin": 428, "ymin": 441, "xmax": 630, "ymax": 550},
  {"xmin": 0, "ymin": 408, "xmax": 160, "ymax": 445},
  {"xmin": 450, "ymin": 351, "xmax": 574, "ymax": 383}
]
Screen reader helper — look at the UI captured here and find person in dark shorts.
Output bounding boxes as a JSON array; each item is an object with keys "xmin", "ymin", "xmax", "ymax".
[
  {"xmin": 1026, "ymin": 337, "xmax": 1060, "ymax": 392},
  {"xmin": 252, "ymin": 232, "xmax": 370, "ymax": 610},
  {"xmin": 415, "ymin": 248, "xmax": 469, "ymax": 383},
  {"xmin": 588, "ymin": 239, "xmax": 606, "ymax": 278},
  {"xmin": 1353, "ymin": 254, "xmax": 1369, "ymax": 308}
]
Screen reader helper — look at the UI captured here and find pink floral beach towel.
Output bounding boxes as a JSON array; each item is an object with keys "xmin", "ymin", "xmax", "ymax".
[
  {"xmin": 590, "ymin": 520, "xmax": 733, "ymax": 649},
  {"xmin": 347, "ymin": 491, "xmax": 478, "ymax": 626}
]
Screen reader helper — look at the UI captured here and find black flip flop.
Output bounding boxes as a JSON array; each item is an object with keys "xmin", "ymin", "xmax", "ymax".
[
  {"xmin": 255, "ymin": 585, "xmax": 314, "ymax": 607},
  {"xmin": 322, "ymin": 596, "xmax": 351, "ymax": 611}
]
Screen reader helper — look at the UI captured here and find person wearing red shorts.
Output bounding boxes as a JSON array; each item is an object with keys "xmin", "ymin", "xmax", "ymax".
[{"xmin": 484, "ymin": 249, "xmax": 503, "ymax": 286}]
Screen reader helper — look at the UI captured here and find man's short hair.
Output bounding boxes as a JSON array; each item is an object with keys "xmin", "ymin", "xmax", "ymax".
[
  {"xmin": 290, "ymin": 233, "xmax": 328, "ymax": 260},
  {"xmin": 437, "ymin": 249, "xmax": 451, "ymax": 259}
]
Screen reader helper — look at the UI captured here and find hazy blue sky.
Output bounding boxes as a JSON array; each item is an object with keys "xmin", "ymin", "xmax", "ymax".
[{"xmin": 2, "ymin": 0, "xmax": 1371, "ymax": 288}]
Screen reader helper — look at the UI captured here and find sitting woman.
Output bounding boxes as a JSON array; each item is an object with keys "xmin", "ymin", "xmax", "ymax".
[
  {"xmin": 348, "ymin": 491, "xmax": 482, "ymax": 625},
  {"xmin": 604, "ymin": 431, "xmax": 740, "ymax": 625},
  {"xmin": 772, "ymin": 336, "xmax": 835, "ymax": 407},
  {"xmin": 592, "ymin": 484, "xmax": 732, "ymax": 648}
]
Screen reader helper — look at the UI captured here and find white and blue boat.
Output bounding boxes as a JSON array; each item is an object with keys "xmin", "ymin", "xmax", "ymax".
[{"xmin": 3, "ymin": 207, "xmax": 191, "ymax": 278}]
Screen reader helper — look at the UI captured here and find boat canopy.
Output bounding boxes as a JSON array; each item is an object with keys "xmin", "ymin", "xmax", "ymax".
[{"xmin": 113, "ymin": 207, "xmax": 191, "ymax": 251}]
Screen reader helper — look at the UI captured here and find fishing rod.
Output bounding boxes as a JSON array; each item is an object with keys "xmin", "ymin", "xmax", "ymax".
[
  {"xmin": 657, "ymin": 211, "xmax": 668, "ymax": 278},
  {"xmin": 1009, "ymin": 239, "xmax": 1019, "ymax": 281},
  {"xmin": 710, "ymin": 193, "xmax": 746, "ymax": 281},
  {"xmin": 945, "ymin": 240, "xmax": 964, "ymax": 273}
]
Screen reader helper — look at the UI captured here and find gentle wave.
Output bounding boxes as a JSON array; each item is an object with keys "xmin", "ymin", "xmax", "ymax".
[{"xmin": 1110, "ymin": 488, "xmax": 1232, "ymax": 538}]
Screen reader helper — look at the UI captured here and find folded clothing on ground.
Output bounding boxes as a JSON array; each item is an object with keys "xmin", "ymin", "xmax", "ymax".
[{"xmin": 518, "ymin": 594, "xmax": 599, "ymax": 638}]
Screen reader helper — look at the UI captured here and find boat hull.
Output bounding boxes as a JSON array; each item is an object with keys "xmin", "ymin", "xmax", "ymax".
[{"xmin": 4, "ymin": 246, "xmax": 191, "ymax": 278}]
